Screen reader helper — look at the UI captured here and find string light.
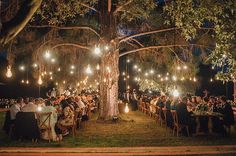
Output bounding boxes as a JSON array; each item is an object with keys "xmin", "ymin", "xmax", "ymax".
[
  {"xmin": 85, "ymin": 64, "xmax": 93, "ymax": 75},
  {"xmin": 172, "ymin": 89, "xmax": 180, "ymax": 97},
  {"xmin": 63, "ymin": 80, "xmax": 66, "ymax": 84},
  {"xmin": 138, "ymin": 68, "xmax": 141, "ymax": 72},
  {"xmin": 51, "ymin": 58, "xmax": 55, "ymax": 63},
  {"xmin": 105, "ymin": 45, "xmax": 109, "ymax": 50},
  {"xmin": 183, "ymin": 65, "xmax": 187, "ymax": 69},
  {"xmin": 71, "ymin": 65, "xmax": 75, "ymax": 69},
  {"xmin": 172, "ymin": 75, "xmax": 177, "ymax": 81},
  {"xmin": 133, "ymin": 65, "xmax": 138, "ymax": 69},
  {"xmin": 193, "ymin": 77, "xmax": 197, "ymax": 82},
  {"xmin": 19, "ymin": 65, "xmax": 25, "ymax": 71},
  {"xmin": 177, "ymin": 66, "xmax": 181, "ymax": 70},
  {"xmin": 126, "ymin": 59, "xmax": 130, "ymax": 63},
  {"xmin": 145, "ymin": 73, "xmax": 149, "ymax": 77},
  {"xmin": 210, "ymin": 78, "xmax": 213, "ymax": 82},
  {"xmin": 44, "ymin": 50, "xmax": 51, "ymax": 59},
  {"xmin": 38, "ymin": 75, "xmax": 43, "ymax": 85},
  {"xmin": 150, "ymin": 69, "xmax": 154, "ymax": 74},
  {"xmin": 55, "ymin": 82, "xmax": 58, "ymax": 86},
  {"xmin": 6, "ymin": 65, "xmax": 13, "ymax": 78},
  {"xmin": 21, "ymin": 79, "xmax": 25, "ymax": 83},
  {"xmin": 70, "ymin": 71, "xmax": 74, "ymax": 74},
  {"xmin": 94, "ymin": 46, "xmax": 101, "ymax": 55},
  {"xmin": 57, "ymin": 68, "xmax": 61, "ymax": 72},
  {"xmin": 124, "ymin": 103, "xmax": 129, "ymax": 113},
  {"xmin": 33, "ymin": 63, "xmax": 38, "ymax": 68},
  {"xmin": 96, "ymin": 64, "xmax": 100, "ymax": 70},
  {"xmin": 26, "ymin": 80, "xmax": 29, "ymax": 84}
]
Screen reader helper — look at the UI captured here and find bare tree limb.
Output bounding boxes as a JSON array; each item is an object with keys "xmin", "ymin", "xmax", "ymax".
[
  {"xmin": 51, "ymin": 43, "xmax": 90, "ymax": 51},
  {"xmin": 28, "ymin": 25, "xmax": 101, "ymax": 39},
  {"xmin": 113, "ymin": 0, "xmax": 133, "ymax": 15},
  {"xmin": 119, "ymin": 44, "xmax": 212, "ymax": 57},
  {"xmin": 0, "ymin": 0, "xmax": 42, "ymax": 44},
  {"xmin": 79, "ymin": 2, "xmax": 99, "ymax": 13}
]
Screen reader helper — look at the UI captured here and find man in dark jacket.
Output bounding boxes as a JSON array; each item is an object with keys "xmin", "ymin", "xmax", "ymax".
[{"xmin": 176, "ymin": 97, "xmax": 190, "ymax": 125}]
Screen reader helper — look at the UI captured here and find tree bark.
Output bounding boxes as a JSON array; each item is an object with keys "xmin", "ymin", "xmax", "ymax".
[
  {"xmin": 0, "ymin": 0, "xmax": 42, "ymax": 44},
  {"xmin": 98, "ymin": 50, "xmax": 120, "ymax": 120}
]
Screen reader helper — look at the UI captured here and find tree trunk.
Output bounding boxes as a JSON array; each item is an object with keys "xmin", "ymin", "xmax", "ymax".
[{"xmin": 98, "ymin": 50, "xmax": 119, "ymax": 120}]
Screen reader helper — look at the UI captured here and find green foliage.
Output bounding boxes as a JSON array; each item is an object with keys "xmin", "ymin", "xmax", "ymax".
[
  {"xmin": 32, "ymin": 0, "xmax": 98, "ymax": 24},
  {"xmin": 116, "ymin": 0, "xmax": 156, "ymax": 22},
  {"xmin": 164, "ymin": 0, "xmax": 236, "ymax": 82}
]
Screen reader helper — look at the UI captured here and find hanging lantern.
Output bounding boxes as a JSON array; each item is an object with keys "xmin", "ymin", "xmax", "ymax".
[
  {"xmin": 6, "ymin": 65, "xmax": 13, "ymax": 78},
  {"xmin": 38, "ymin": 75, "xmax": 43, "ymax": 85},
  {"xmin": 124, "ymin": 103, "xmax": 129, "ymax": 113}
]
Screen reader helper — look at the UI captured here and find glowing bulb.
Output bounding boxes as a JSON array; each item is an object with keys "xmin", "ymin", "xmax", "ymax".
[
  {"xmin": 19, "ymin": 65, "xmax": 25, "ymax": 71},
  {"xmin": 71, "ymin": 65, "xmax": 75, "ymax": 69},
  {"xmin": 44, "ymin": 50, "xmax": 51, "ymax": 59},
  {"xmin": 96, "ymin": 64, "xmax": 100, "ymax": 70},
  {"xmin": 21, "ymin": 80, "xmax": 25, "ymax": 83},
  {"xmin": 37, "ymin": 106, "xmax": 42, "ymax": 112},
  {"xmin": 172, "ymin": 75, "xmax": 177, "ymax": 81},
  {"xmin": 38, "ymin": 75, "xmax": 43, "ymax": 85},
  {"xmin": 50, "ymin": 76, "xmax": 53, "ymax": 80},
  {"xmin": 158, "ymin": 74, "xmax": 161, "ymax": 78},
  {"xmin": 124, "ymin": 103, "xmax": 129, "ymax": 113},
  {"xmin": 85, "ymin": 64, "xmax": 93, "ymax": 75},
  {"xmin": 77, "ymin": 82, "xmax": 80, "ymax": 86},
  {"xmin": 127, "ymin": 75, "xmax": 130, "ymax": 79},
  {"xmin": 51, "ymin": 58, "xmax": 55, "ymax": 63},
  {"xmin": 6, "ymin": 65, "xmax": 13, "ymax": 78},
  {"xmin": 210, "ymin": 78, "xmax": 213, "ymax": 82},
  {"xmin": 165, "ymin": 77, "xmax": 169, "ymax": 81},
  {"xmin": 183, "ymin": 65, "xmax": 187, "ymax": 69},
  {"xmin": 33, "ymin": 63, "xmax": 38, "ymax": 68},
  {"xmin": 138, "ymin": 68, "xmax": 141, "ymax": 72},
  {"xmin": 63, "ymin": 80, "xmax": 66, "ymax": 84},
  {"xmin": 106, "ymin": 67, "xmax": 111, "ymax": 73},
  {"xmin": 127, "ymin": 59, "xmax": 130, "ymax": 63},
  {"xmin": 122, "ymin": 72, "xmax": 126, "ymax": 76},
  {"xmin": 49, "ymin": 72, "xmax": 53, "ymax": 75},
  {"xmin": 105, "ymin": 45, "xmax": 109, "ymax": 50},
  {"xmin": 172, "ymin": 89, "xmax": 180, "ymax": 97},
  {"xmin": 150, "ymin": 69, "xmax": 154, "ymax": 74},
  {"xmin": 161, "ymin": 78, "xmax": 164, "ymax": 81},
  {"xmin": 177, "ymin": 66, "xmax": 181, "ymax": 70},
  {"xmin": 127, "ymin": 85, "xmax": 130, "ymax": 89},
  {"xmin": 133, "ymin": 65, "xmax": 138, "ymax": 69},
  {"xmin": 193, "ymin": 77, "xmax": 197, "ymax": 82},
  {"xmin": 55, "ymin": 82, "xmax": 58, "ymax": 86},
  {"xmin": 94, "ymin": 46, "xmax": 101, "ymax": 55},
  {"xmin": 70, "ymin": 71, "xmax": 74, "ymax": 74},
  {"xmin": 57, "ymin": 68, "xmax": 61, "ymax": 71},
  {"xmin": 181, "ymin": 77, "xmax": 185, "ymax": 81},
  {"xmin": 145, "ymin": 73, "xmax": 149, "ymax": 77}
]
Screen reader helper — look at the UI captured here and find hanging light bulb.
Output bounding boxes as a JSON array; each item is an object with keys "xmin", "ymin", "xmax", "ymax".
[
  {"xmin": 21, "ymin": 79, "xmax": 25, "ymax": 83},
  {"xmin": 44, "ymin": 50, "xmax": 51, "ymax": 59},
  {"xmin": 57, "ymin": 68, "xmax": 61, "ymax": 72},
  {"xmin": 124, "ymin": 103, "xmax": 129, "ymax": 113},
  {"xmin": 183, "ymin": 65, "xmax": 187, "ymax": 70},
  {"xmin": 210, "ymin": 78, "xmax": 213, "ymax": 82},
  {"xmin": 105, "ymin": 45, "xmax": 109, "ymax": 50},
  {"xmin": 193, "ymin": 77, "xmax": 197, "ymax": 82},
  {"xmin": 55, "ymin": 82, "xmax": 58, "ymax": 86},
  {"xmin": 26, "ymin": 80, "xmax": 29, "ymax": 84},
  {"xmin": 19, "ymin": 65, "xmax": 25, "ymax": 71},
  {"xmin": 33, "ymin": 63, "xmax": 38, "ymax": 68},
  {"xmin": 94, "ymin": 46, "xmax": 101, "ymax": 55},
  {"xmin": 38, "ymin": 75, "xmax": 43, "ymax": 85},
  {"xmin": 172, "ymin": 75, "xmax": 177, "ymax": 81},
  {"xmin": 96, "ymin": 64, "xmax": 100, "ymax": 70},
  {"xmin": 50, "ymin": 76, "xmax": 53, "ymax": 80},
  {"xmin": 172, "ymin": 89, "xmax": 180, "ymax": 97},
  {"xmin": 133, "ymin": 65, "xmax": 138, "ymax": 69},
  {"xmin": 85, "ymin": 64, "xmax": 93, "ymax": 75},
  {"xmin": 6, "ymin": 65, "xmax": 13, "ymax": 78},
  {"xmin": 177, "ymin": 66, "xmax": 181, "ymax": 70}
]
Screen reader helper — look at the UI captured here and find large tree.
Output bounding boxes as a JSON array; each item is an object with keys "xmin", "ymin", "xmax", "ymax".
[{"xmin": 1, "ymin": 0, "xmax": 235, "ymax": 120}]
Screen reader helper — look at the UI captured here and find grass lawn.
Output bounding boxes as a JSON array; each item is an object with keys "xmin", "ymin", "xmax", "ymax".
[{"xmin": 0, "ymin": 111, "xmax": 236, "ymax": 147}]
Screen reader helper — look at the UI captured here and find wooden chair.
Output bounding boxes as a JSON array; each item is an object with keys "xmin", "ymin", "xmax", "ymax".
[
  {"xmin": 171, "ymin": 110, "xmax": 189, "ymax": 137},
  {"xmin": 66, "ymin": 110, "xmax": 79, "ymax": 137},
  {"xmin": 36, "ymin": 112, "xmax": 52, "ymax": 142}
]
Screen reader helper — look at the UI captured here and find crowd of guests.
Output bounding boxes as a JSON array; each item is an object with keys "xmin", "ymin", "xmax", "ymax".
[
  {"xmin": 139, "ymin": 92, "xmax": 235, "ymax": 135},
  {"xmin": 3, "ymin": 91, "xmax": 99, "ymax": 141}
]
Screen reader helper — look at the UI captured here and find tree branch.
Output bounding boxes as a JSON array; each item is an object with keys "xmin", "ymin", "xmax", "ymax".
[
  {"xmin": 79, "ymin": 2, "xmax": 99, "ymax": 13},
  {"xmin": 113, "ymin": 0, "xmax": 133, "ymax": 15},
  {"xmin": 28, "ymin": 25, "xmax": 101, "ymax": 38},
  {"xmin": 119, "ymin": 44, "xmax": 212, "ymax": 57},
  {"xmin": 0, "ymin": 0, "xmax": 42, "ymax": 44},
  {"xmin": 51, "ymin": 43, "xmax": 90, "ymax": 51},
  {"xmin": 119, "ymin": 27, "xmax": 179, "ymax": 44}
]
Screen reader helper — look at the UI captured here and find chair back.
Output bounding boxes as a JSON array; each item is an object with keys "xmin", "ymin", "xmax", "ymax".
[
  {"xmin": 15, "ymin": 112, "xmax": 40, "ymax": 139},
  {"xmin": 36, "ymin": 112, "xmax": 52, "ymax": 130}
]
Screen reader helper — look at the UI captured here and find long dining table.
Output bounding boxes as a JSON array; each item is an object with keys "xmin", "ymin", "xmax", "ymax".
[{"xmin": 0, "ymin": 108, "xmax": 10, "ymax": 113}]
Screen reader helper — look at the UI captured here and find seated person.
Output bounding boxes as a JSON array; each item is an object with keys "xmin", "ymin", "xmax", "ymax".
[
  {"xmin": 57, "ymin": 100, "xmax": 75, "ymax": 136},
  {"xmin": 9, "ymin": 97, "xmax": 24, "ymax": 122},
  {"xmin": 21, "ymin": 97, "xmax": 37, "ymax": 112}
]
